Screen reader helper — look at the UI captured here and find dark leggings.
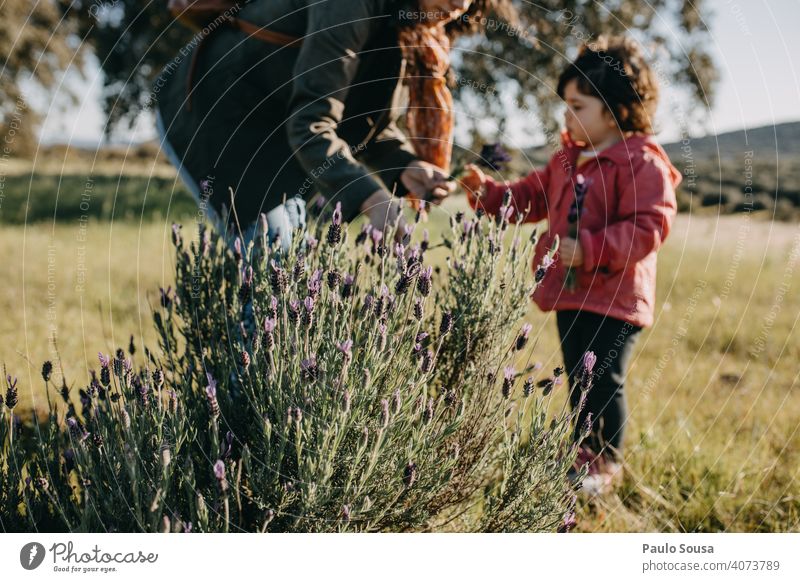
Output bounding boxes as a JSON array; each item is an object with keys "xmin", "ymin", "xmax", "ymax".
[{"xmin": 556, "ymin": 309, "xmax": 643, "ymax": 460}]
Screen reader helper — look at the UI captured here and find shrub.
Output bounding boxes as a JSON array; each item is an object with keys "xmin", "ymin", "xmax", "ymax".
[{"xmin": 1, "ymin": 205, "xmax": 589, "ymax": 532}]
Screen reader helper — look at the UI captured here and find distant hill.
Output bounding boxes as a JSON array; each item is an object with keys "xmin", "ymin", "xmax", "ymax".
[
  {"xmin": 661, "ymin": 121, "xmax": 800, "ymax": 162},
  {"xmin": 502, "ymin": 121, "xmax": 800, "ymax": 220}
]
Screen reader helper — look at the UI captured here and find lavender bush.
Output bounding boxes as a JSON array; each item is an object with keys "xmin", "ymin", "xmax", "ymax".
[{"xmin": 1, "ymin": 203, "xmax": 592, "ymax": 532}]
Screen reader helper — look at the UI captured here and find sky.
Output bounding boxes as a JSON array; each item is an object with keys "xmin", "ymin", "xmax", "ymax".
[{"xmin": 37, "ymin": 0, "xmax": 800, "ymax": 148}]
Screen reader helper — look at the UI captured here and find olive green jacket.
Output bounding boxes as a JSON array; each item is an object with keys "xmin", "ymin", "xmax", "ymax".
[{"xmin": 155, "ymin": 0, "xmax": 419, "ymax": 223}]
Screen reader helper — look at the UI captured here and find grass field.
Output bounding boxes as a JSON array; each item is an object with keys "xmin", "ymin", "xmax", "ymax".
[{"xmin": 1, "ymin": 201, "xmax": 798, "ymax": 532}]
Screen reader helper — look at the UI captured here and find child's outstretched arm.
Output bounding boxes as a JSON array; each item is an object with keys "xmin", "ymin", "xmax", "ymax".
[
  {"xmin": 578, "ymin": 159, "xmax": 678, "ymax": 273},
  {"xmin": 460, "ymin": 161, "xmax": 551, "ymax": 223}
]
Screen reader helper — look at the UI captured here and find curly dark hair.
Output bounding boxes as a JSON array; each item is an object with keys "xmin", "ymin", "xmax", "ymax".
[{"xmin": 557, "ymin": 36, "xmax": 660, "ymax": 134}]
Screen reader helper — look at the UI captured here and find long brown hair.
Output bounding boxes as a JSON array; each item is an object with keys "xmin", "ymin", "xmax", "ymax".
[
  {"xmin": 445, "ymin": 0, "xmax": 519, "ymax": 38},
  {"xmin": 393, "ymin": 0, "xmax": 519, "ymax": 38}
]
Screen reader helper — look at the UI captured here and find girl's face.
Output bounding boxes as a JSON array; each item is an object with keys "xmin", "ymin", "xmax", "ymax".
[
  {"xmin": 418, "ymin": 0, "xmax": 472, "ymax": 23},
  {"xmin": 562, "ymin": 79, "xmax": 620, "ymax": 148}
]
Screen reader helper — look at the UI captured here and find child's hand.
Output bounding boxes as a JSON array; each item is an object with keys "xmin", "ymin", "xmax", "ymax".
[
  {"xmin": 458, "ymin": 164, "xmax": 487, "ymax": 199},
  {"xmin": 559, "ymin": 237, "xmax": 584, "ymax": 267}
]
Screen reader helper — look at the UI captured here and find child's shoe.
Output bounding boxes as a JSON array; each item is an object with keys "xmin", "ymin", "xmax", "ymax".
[{"xmin": 568, "ymin": 446, "xmax": 623, "ymax": 497}]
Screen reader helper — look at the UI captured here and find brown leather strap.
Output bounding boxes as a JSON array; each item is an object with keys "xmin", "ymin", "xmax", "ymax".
[
  {"xmin": 185, "ymin": 17, "xmax": 303, "ymax": 112},
  {"xmin": 228, "ymin": 17, "xmax": 303, "ymax": 47}
]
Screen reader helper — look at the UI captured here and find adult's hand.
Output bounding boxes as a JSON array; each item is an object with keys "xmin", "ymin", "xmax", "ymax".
[
  {"xmin": 400, "ymin": 160, "xmax": 455, "ymax": 205},
  {"xmin": 360, "ymin": 189, "xmax": 407, "ymax": 242}
]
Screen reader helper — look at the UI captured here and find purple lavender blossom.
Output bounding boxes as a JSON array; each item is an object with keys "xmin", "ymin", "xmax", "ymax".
[
  {"xmin": 476, "ymin": 143, "xmax": 512, "ymax": 172},
  {"xmin": 205, "ymin": 373, "xmax": 220, "ymax": 418},
  {"xmin": 502, "ymin": 366, "xmax": 515, "ymax": 399},
  {"xmin": 515, "ymin": 323, "xmax": 533, "ymax": 351},
  {"xmin": 417, "ymin": 266, "xmax": 433, "ymax": 297},
  {"xmin": 300, "ymin": 355, "xmax": 318, "ymax": 381},
  {"xmin": 337, "ymin": 339, "xmax": 354, "ymax": 359}
]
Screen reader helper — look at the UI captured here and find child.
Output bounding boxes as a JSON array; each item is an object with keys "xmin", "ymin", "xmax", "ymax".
[{"xmin": 460, "ymin": 36, "xmax": 681, "ymax": 496}]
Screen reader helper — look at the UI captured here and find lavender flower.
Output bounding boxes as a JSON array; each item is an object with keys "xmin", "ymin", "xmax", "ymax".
[
  {"xmin": 327, "ymin": 269, "xmax": 341, "ymax": 291},
  {"xmin": 565, "ymin": 174, "xmax": 590, "ymax": 291},
  {"xmin": 355, "ymin": 223, "xmax": 371, "ymax": 245},
  {"xmin": 342, "ymin": 273, "xmax": 355, "ymax": 298},
  {"xmin": 535, "ymin": 255, "xmax": 554, "ymax": 284},
  {"xmin": 159, "ymin": 286, "xmax": 173, "ymax": 309},
  {"xmin": 66, "ymin": 417, "xmax": 89, "ymax": 442},
  {"xmin": 213, "ymin": 459, "xmax": 228, "ymax": 492},
  {"xmin": 307, "ymin": 269, "xmax": 322, "ymax": 299},
  {"xmin": 341, "ymin": 390, "xmax": 351, "ymax": 414},
  {"xmin": 269, "ymin": 260, "xmax": 288, "ymax": 295},
  {"xmin": 305, "ymin": 232, "xmax": 319, "ymax": 249},
  {"xmin": 413, "ymin": 298, "xmax": 424, "ymax": 321},
  {"xmin": 171, "ymin": 224, "xmax": 183, "ymax": 248},
  {"xmin": 502, "ymin": 366, "xmax": 515, "ymax": 399},
  {"xmin": 558, "ymin": 510, "xmax": 577, "ymax": 533},
  {"xmin": 515, "ymin": 323, "xmax": 533, "ymax": 351},
  {"xmin": 337, "ymin": 339, "xmax": 353, "ymax": 361},
  {"xmin": 240, "ymin": 350, "xmax": 251, "ymax": 369},
  {"xmin": 440, "ymin": 311, "xmax": 453, "ymax": 335},
  {"xmin": 98, "ymin": 353, "xmax": 111, "ymax": 386},
  {"xmin": 303, "ymin": 296, "xmax": 315, "ymax": 327},
  {"xmin": 205, "ymin": 373, "xmax": 220, "ymax": 418},
  {"xmin": 293, "ymin": 252, "xmax": 306, "ymax": 281},
  {"xmin": 581, "ymin": 412, "xmax": 594, "ymax": 439},
  {"xmin": 264, "ymin": 318, "xmax": 277, "ymax": 351},
  {"xmin": 288, "ymin": 299, "xmax": 301, "ymax": 325},
  {"xmin": 42, "ymin": 361, "xmax": 53, "ymax": 382},
  {"xmin": 579, "ymin": 350, "xmax": 597, "ymax": 391},
  {"xmin": 395, "ymin": 269, "xmax": 413, "ymax": 295},
  {"xmin": 417, "ymin": 266, "xmax": 433, "ymax": 297},
  {"xmin": 326, "ymin": 203, "xmax": 343, "ymax": 246},
  {"xmin": 538, "ymin": 377, "xmax": 556, "ymax": 396},
  {"xmin": 403, "ymin": 461, "xmax": 418, "ymax": 488},
  {"xmin": 423, "ymin": 397, "xmax": 434, "ymax": 423},
  {"xmin": 476, "ymin": 143, "xmax": 512, "ymax": 172},
  {"xmin": 239, "ymin": 266, "xmax": 254, "ymax": 304},
  {"xmin": 4, "ymin": 375, "xmax": 18, "ymax": 409},
  {"xmin": 523, "ymin": 377, "xmax": 535, "ymax": 397},
  {"xmin": 300, "ymin": 355, "xmax": 318, "ymax": 381},
  {"xmin": 233, "ymin": 237, "xmax": 243, "ymax": 263}
]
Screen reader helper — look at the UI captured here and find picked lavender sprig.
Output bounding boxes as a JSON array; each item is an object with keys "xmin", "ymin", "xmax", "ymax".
[
  {"xmin": 421, "ymin": 143, "xmax": 512, "ymax": 202},
  {"xmin": 564, "ymin": 174, "xmax": 589, "ymax": 292},
  {"xmin": 448, "ymin": 142, "xmax": 512, "ymax": 181}
]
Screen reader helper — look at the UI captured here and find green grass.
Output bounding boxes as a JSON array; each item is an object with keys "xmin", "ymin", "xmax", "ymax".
[
  {"xmin": 1, "ymin": 200, "xmax": 798, "ymax": 532},
  {"xmin": 0, "ymin": 172, "xmax": 197, "ymax": 224}
]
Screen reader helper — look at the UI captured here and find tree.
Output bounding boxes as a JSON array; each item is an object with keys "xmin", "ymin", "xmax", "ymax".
[
  {"xmin": 454, "ymin": 0, "xmax": 718, "ymax": 142},
  {"xmin": 66, "ymin": 0, "xmax": 718, "ymax": 142},
  {"xmin": 0, "ymin": 0, "xmax": 87, "ymax": 156},
  {"xmin": 62, "ymin": 1, "xmax": 194, "ymax": 135}
]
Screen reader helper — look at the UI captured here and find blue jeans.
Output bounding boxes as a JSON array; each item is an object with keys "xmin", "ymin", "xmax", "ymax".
[{"xmin": 155, "ymin": 107, "xmax": 306, "ymax": 252}]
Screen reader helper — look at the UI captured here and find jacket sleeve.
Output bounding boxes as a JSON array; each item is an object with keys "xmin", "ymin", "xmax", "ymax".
[
  {"xmin": 467, "ymin": 160, "xmax": 551, "ymax": 224},
  {"xmin": 286, "ymin": 1, "xmax": 389, "ymax": 222},
  {"xmin": 358, "ymin": 120, "xmax": 419, "ymax": 198},
  {"xmin": 579, "ymin": 157, "xmax": 678, "ymax": 273}
]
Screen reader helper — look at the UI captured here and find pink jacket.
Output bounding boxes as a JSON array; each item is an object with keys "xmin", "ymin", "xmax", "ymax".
[{"xmin": 468, "ymin": 132, "xmax": 681, "ymax": 328}]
